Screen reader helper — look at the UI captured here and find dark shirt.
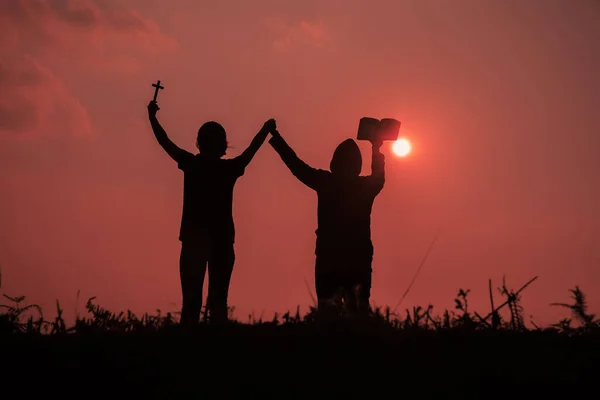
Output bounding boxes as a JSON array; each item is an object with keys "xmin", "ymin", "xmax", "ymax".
[
  {"xmin": 269, "ymin": 135, "xmax": 385, "ymax": 255},
  {"xmin": 177, "ymin": 153, "xmax": 246, "ymax": 243}
]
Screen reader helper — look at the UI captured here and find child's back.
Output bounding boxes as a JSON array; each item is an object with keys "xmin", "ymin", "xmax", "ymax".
[
  {"xmin": 177, "ymin": 154, "xmax": 246, "ymax": 243},
  {"xmin": 315, "ymin": 174, "xmax": 380, "ymax": 252}
]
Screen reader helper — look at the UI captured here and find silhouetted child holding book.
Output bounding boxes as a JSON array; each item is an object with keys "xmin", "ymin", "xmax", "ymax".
[
  {"xmin": 268, "ymin": 129, "xmax": 385, "ymax": 314},
  {"xmin": 147, "ymin": 100, "xmax": 275, "ymax": 324}
]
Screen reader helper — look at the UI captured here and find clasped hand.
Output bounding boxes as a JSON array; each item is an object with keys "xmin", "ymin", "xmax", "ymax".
[{"xmin": 261, "ymin": 118, "xmax": 277, "ymax": 134}]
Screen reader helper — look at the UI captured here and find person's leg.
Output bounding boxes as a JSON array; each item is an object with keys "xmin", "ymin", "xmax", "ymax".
[
  {"xmin": 206, "ymin": 241, "xmax": 235, "ymax": 323},
  {"xmin": 342, "ymin": 284, "xmax": 359, "ymax": 314},
  {"xmin": 179, "ymin": 241, "xmax": 209, "ymax": 325},
  {"xmin": 338, "ymin": 251, "xmax": 372, "ymax": 315},
  {"xmin": 315, "ymin": 252, "xmax": 342, "ymax": 313},
  {"xmin": 355, "ymin": 253, "xmax": 373, "ymax": 315},
  {"xmin": 338, "ymin": 252, "xmax": 359, "ymax": 314}
]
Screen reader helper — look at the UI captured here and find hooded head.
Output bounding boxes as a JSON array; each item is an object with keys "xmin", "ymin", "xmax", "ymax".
[{"xmin": 330, "ymin": 139, "xmax": 362, "ymax": 176}]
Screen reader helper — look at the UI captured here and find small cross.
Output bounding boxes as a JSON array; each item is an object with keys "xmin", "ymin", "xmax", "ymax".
[{"xmin": 151, "ymin": 80, "xmax": 164, "ymax": 102}]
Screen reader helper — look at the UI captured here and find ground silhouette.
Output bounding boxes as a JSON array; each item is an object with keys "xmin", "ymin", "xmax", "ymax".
[{"xmin": 1, "ymin": 284, "xmax": 599, "ymax": 397}]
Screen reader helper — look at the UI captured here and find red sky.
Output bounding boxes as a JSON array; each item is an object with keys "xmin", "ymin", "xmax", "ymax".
[{"xmin": 1, "ymin": 0, "xmax": 599, "ymax": 326}]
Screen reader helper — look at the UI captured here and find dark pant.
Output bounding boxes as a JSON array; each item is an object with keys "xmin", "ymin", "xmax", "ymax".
[
  {"xmin": 179, "ymin": 239, "xmax": 235, "ymax": 325},
  {"xmin": 315, "ymin": 250, "xmax": 373, "ymax": 314}
]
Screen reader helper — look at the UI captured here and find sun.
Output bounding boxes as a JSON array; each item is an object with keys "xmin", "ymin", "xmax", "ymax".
[{"xmin": 392, "ymin": 138, "xmax": 411, "ymax": 157}]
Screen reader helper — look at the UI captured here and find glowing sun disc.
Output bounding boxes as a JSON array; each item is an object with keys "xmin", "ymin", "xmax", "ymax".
[{"xmin": 392, "ymin": 138, "xmax": 412, "ymax": 157}]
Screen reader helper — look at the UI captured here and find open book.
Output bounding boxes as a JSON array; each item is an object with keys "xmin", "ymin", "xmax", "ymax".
[{"xmin": 357, "ymin": 117, "xmax": 401, "ymax": 141}]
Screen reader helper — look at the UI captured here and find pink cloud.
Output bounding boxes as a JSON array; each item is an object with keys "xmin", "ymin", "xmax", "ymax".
[
  {"xmin": 0, "ymin": 56, "xmax": 92, "ymax": 138},
  {"xmin": 0, "ymin": 0, "xmax": 177, "ymax": 71},
  {"xmin": 265, "ymin": 18, "xmax": 332, "ymax": 52},
  {"xmin": 0, "ymin": 0, "xmax": 177, "ymax": 136}
]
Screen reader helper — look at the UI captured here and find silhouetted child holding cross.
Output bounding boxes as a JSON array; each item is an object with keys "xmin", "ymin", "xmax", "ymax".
[{"xmin": 147, "ymin": 97, "xmax": 275, "ymax": 325}]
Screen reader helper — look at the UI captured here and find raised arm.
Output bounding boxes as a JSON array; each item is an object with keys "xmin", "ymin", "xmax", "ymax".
[
  {"xmin": 234, "ymin": 119, "xmax": 275, "ymax": 169},
  {"xmin": 367, "ymin": 139, "xmax": 385, "ymax": 194},
  {"xmin": 269, "ymin": 130, "xmax": 325, "ymax": 191},
  {"xmin": 147, "ymin": 101, "xmax": 191, "ymax": 164}
]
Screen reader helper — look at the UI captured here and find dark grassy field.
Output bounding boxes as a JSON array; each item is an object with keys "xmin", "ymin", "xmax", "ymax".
[{"xmin": 2, "ymin": 283, "xmax": 599, "ymax": 398}]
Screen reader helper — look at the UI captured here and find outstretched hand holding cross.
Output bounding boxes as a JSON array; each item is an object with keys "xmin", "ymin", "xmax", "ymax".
[
  {"xmin": 148, "ymin": 80, "xmax": 164, "ymax": 119},
  {"xmin": 146, "ymin": 79, "xmax": 188, "ymax": 163},
  {"xmin": 152, "ymin": 80, "xmax": 164, "ymax": 102}
]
